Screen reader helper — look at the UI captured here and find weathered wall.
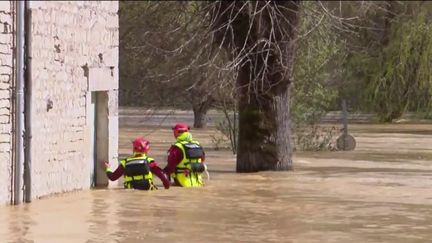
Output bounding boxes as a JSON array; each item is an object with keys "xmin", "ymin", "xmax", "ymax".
[
  {"xmin": 29, "ymin": 1, "xmax": 118, "ymax": 198},
  {"xmin": 0, "ymin": 1, "xmax": 14, "ymax": 205}
]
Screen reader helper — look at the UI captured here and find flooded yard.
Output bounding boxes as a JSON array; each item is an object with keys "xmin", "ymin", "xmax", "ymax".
[{"xmin": 1, "ymin": 123, "xmax": 432, "ymax": 242}]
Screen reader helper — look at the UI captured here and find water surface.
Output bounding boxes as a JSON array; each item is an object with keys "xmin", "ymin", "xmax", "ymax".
[{"xmin": 1, "ymin": 124, "xmax": 432, "ymax": 243}]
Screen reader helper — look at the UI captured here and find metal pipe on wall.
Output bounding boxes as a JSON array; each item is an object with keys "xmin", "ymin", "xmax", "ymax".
[
  {"xmin": 9, "ymin": 0, "xmax": 16, "ymax": 206},
  {"xmin": 23, "ymin": 1, "xmax": 32, "ymax": 203},
  {"xmin": 13, "ymin": 0, "xmax": 26, "ymax": 205}
]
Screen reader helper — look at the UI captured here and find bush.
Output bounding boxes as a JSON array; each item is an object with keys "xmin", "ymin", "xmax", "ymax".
[{"xmin": 295, "ymin": 125, "xmax": 337, "ymax": 151}]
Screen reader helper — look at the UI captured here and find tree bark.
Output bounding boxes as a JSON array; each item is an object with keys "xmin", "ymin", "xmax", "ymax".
[
  {"xmin": 236, "ymin": 74, "xmax": 293, "ymax": 171},
  {"xmin": 189, "ymin": 86, "xmax": 214, "ymax": 128},
  {"xmin": 193, "ymin": 104, "xmax": 208, "ymax": 128},
  {"xmin": 381, "ymin": 1, "xmax": 397, "ymax": 46},
  {"xmin": 210, "ymin": 1, "xmax": 300, "ymax": 172}
]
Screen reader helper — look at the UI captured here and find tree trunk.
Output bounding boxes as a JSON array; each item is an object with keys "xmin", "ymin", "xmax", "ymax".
[
  {"xmin": 193, "ymin": 105, "xmax": 208, "ymax": 128},
  {"xmin": 381, "ymin": 1, "xmax": 397, "ymax": 46},
  {"xmin": 210, "ymin": 1, "xmax": 300, "ymax": 172},
  {"xmin": 236, "ymin": 72, "xmax": 293, "ymax": 171},
  {"xmin": 189, "ymin": 84, "xmax": 214, "ymax": 128}
]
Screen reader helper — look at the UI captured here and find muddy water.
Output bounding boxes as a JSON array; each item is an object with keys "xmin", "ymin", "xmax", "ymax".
[{"xmin": 1, "ymin": 124, "xmax": 432, "ymax": 242}]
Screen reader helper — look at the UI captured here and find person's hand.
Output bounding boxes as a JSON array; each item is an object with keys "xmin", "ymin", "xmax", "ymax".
[
  {"xmin": 100, "ymin": 161, "xmax": 109, "ymax": 170},
  {"xmin": 164, "ymin": 183, "xmax": 170, "ymax": 189}
]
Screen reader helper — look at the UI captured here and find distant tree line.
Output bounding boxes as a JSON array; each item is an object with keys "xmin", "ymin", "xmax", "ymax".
[{"xmin": 119, "ymin": 1, "xmax": 432, "ymax": 172}]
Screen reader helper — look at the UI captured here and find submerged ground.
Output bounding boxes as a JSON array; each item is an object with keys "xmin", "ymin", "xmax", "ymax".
[{"xmin": 1, "ymin": 118, "xmax": 432, "ymax": 242}]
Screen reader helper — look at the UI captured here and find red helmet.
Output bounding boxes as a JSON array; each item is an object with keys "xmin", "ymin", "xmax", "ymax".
[
  {"xmin": 172, "ymin": 123, "xmax": 190, "ymax": 138},
  {"xmin": 132, "ymin": 137, "xmax": 149, "ymax": 153}
]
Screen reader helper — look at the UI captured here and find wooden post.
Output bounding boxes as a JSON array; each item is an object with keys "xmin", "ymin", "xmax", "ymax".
[
  {"xmin": 342, "ymin": 99, "xmax": 348, "ymax": 131},
  {"xmin": 342, "ymin": 99, "xmax": 348, "ymax": 150},
  {"xmin": 336, "ymin": 99, "xmax": 356, "ymax": 151}
]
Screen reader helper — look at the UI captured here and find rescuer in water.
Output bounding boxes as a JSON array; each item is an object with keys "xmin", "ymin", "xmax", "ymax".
[
  {"xmin": 163, "ymin": 123, "xmax": 207, "ymax": 187},
  {"xmin": 102, "ymin": 137, "xmax": 170, "ymax": 190}
]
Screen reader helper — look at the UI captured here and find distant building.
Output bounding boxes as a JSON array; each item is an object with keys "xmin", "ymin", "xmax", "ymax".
[{"xmin": 0, "ymin": 1, "xmax": 119, "ymax": 205}]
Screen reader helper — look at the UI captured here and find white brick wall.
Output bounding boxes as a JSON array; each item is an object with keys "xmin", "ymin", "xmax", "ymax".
[
  {"xmin": 0, "ymin": 1, "xmax": 119, "ymax": 205},
  {"xmin": 29, "ymin": 1, "xmax": 118, "ymax": 198},
  {"xmin": 0, "ymin": 1, "xmax": 12, "ymax": 205}
]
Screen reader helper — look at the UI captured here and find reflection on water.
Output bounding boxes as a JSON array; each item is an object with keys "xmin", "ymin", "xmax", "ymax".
[{"xmin": 1, "ymin": 124, "xmax": 432, "ymax": 242}]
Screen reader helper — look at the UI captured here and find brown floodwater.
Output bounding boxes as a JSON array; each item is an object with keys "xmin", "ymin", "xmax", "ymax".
[{"xmin": 1, "ymin": 123, "xmax": 432, "ymax": 243}]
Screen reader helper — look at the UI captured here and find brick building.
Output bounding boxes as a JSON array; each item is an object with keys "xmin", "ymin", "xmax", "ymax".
[{"xmin": 0, "ymin": 1, "xmax": 119, "ymax": 205}]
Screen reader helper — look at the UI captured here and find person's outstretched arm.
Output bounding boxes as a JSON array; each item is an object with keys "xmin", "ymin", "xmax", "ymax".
[
  {"xmin": 101, "ymin": 161, "xmax": 124, "ymax": 181},
  {"xmin": 149, "ymin": 161, "xmax": 170, "ymax": 189}
]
